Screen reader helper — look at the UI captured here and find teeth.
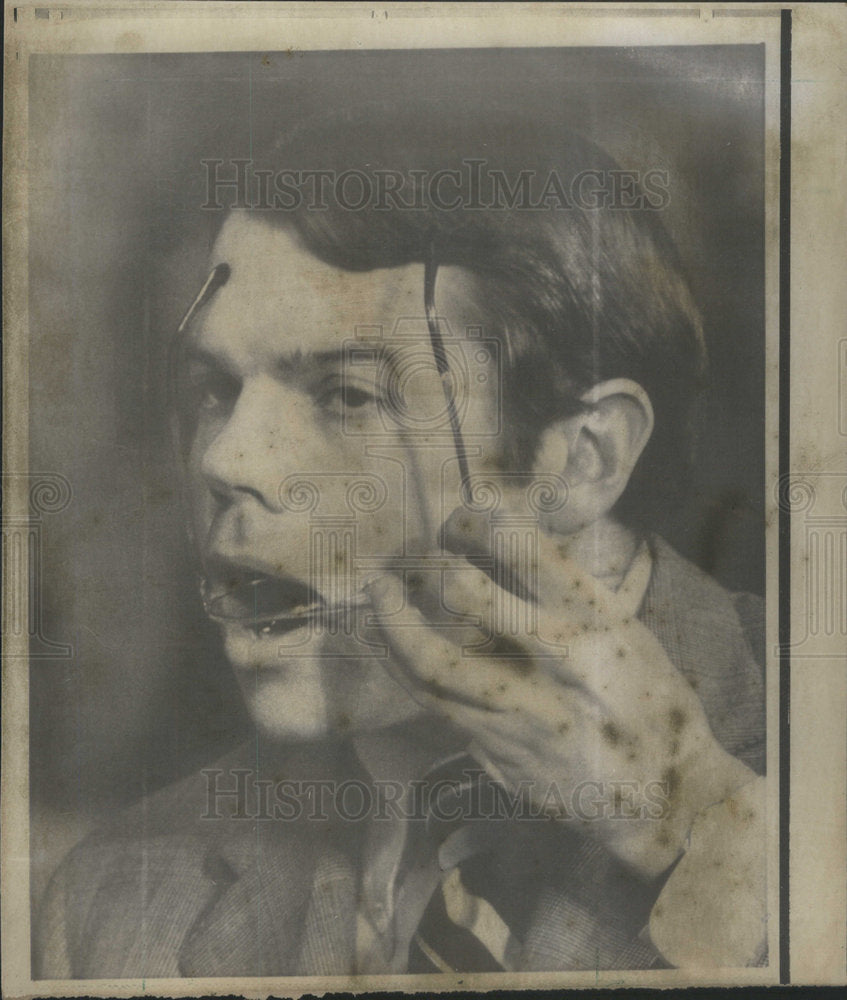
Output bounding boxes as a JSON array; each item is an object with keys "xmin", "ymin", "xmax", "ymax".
[{"xmin": 250, "ymin": 593, "xmax": 370, "ymax": 635}]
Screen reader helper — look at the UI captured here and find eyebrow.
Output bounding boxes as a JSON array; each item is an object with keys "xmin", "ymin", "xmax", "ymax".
[{"xmin": 177, "ymin": 264, "xmax": 348, "ymax": 375}]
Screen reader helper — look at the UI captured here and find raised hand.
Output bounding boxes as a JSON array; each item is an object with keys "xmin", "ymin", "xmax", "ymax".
[{"xmin": 365, "ymin": 508, "xmax": 755, "ymax": 878}]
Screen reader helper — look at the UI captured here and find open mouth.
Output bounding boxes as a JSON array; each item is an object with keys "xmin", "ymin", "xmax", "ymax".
[{"xmin": 201, "ymin": 562, "xmax": 368, "ymax": 637}]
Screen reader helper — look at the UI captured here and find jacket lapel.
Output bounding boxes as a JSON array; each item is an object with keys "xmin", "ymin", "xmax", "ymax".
[
  {"xmin": 292, "ymin": 850, "xmax": 358, "ymax": 974},
  {"xmin": 178, "ymin": 747, "xmax": 361, "ymax": 978},
  {"xmin": 520, "ymin": 832, "xmax": 662, "ymax": 971},
  {"xmin": 178, "ymin": 819, "xmax": 319, "ymax": 977}
]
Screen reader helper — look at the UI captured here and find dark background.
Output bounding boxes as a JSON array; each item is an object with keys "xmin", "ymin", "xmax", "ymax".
[{"xmin": 28, "ymin": 47, "xmax": 766, "ymax": 903}]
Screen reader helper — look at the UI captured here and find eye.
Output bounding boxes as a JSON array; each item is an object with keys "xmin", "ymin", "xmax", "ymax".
[
  {"xmin": 317, "ymin": 379, "xmax": 378, "ymax": 412},
  {"xmin": 186, "ymin": 361, "xmax": 240, "ymax": 414},
  {"xmin": 339, "ymin": 386, "xmax": 375, "ymax": 409}
]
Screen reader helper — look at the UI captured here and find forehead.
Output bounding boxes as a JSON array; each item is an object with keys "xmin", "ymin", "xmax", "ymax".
[{"xmin": 194, "ymin": 213, "xmax": 426, "ymax": 366}]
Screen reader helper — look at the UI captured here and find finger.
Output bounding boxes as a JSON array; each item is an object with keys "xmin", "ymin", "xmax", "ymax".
[
  {"xmin": 397, "ymin": 560, "xmax": 541, "ymax": 653},
  {"xmin": 438, "ymin": 512, "xmax": 666, "ymax": 699},
  {"xmin": 369, "ymin": 574, "xmax": 600, "ymax": 741},
  {"xmin": 440, "ymin": 505, "xmax": 625, "ymax": 627},
  {"xmin": 398, "ymin": 558, "xmax": 576, "ymax": 666},
  {"xmin": 440, "ymin": 507, "xmax": 537, "ymax": 603},
  {"xmin": 438, "ymin": 565, "xmax": 577, "ymax": 660},
  {"xmin": 365, "ymin": 573, "xmax": 515, "ymax": 713}
]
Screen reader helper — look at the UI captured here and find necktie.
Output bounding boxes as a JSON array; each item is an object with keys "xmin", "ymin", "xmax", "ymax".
[
  {"xmin": 404, "ymin": 754, "xmax": 530, "ymax": 973},
  {"xmin": 408, "ymin": 862, "xmax": 522, "ymax": 972}
]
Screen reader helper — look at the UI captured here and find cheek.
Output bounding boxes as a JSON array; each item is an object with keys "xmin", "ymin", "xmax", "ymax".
[
  {"xmin": 311, "ymin": 632, "xmax": 421, "ymax": 729},
  {"xmin": 185, "ymin": 415, "xmax": 221, "ymax": 482},
  {"xmin": 342, "ymin": 658, "xmax": 423, "ymax": 732}
]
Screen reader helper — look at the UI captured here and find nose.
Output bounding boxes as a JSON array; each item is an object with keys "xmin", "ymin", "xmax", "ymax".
[{"xmin": 199, "ymin": 375, "xmax": 312, "ymax": 512}]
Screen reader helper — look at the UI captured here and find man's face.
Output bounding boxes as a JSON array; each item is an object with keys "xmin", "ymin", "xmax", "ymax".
[{"xmin": 183, "ymin": 213, "xmax": 502, "ymax": 741}]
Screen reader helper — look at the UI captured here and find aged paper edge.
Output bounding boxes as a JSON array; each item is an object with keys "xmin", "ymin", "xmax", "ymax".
[{"xmin": 2, "ymin": 1, "xmax": 844, "ymax": 994}]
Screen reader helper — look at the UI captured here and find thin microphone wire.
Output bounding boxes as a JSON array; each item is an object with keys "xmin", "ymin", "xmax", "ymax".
[
  {"xmin": 168, "ymin": 263, "xmax": 231, "ymax": 459},
  {"xmin": 424, "ymin": 256, "xmax": 471, "ymax": 495},
  {"xmin": 176, "ymin": 262, "xmax": 232, "ymax": 337},
  {"xmin": 424, "ymin": 257, "xmax": 533, "ymax": 603}
]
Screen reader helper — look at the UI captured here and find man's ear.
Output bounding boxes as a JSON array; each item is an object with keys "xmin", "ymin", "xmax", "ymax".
[{"xmin": 533, "ymin": 379, "xmax": 654, "ymax": 529}]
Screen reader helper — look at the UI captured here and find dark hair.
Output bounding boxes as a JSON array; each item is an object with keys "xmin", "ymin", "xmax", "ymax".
[{"xmin": 230, "ymin": 105, "xmax": 707, "ymax": 527}]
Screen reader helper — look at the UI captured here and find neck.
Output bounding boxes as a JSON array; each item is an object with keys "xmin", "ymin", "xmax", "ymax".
[{"xmin": 554, "ymin": 515, "xmax": 641, "ymax": 584}]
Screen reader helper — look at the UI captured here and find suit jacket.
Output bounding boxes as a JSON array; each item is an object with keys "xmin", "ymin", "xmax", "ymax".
[{"xmin": 34, "ymin": 536, "xmax": 765, "ymax": 978}]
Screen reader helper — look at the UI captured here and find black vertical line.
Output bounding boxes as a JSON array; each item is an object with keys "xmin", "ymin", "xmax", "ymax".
[{"xmin": 779, "ymin": 6, "xmax": 792, "ymax": 986}]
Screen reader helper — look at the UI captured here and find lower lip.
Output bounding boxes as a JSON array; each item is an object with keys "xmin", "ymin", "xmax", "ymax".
[
  {"xmin": 220, "ymin": 617, "xmax": 315, "ymax": 676},
  {"xmin": 222, "ymin": 604, "xmax": 365, "ymax": 677}
]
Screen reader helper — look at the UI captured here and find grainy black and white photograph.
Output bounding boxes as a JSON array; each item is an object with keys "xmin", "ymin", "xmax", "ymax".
[{"xmin": 7, "ymin": 2, "xmax": 845, "ymax": 994}]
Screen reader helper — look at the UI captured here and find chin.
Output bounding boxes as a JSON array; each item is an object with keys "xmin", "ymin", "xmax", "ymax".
[
  {"xmin": 243, "ymin": 690, "xmax": 338, "ymax": 742},
  {"xmin": 223, "ymin": 622, "xmax": 422, "ymax": 742},
  {"xmin": 242, "ymin": 683, "xmax": 421, "ymax": 743}
]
